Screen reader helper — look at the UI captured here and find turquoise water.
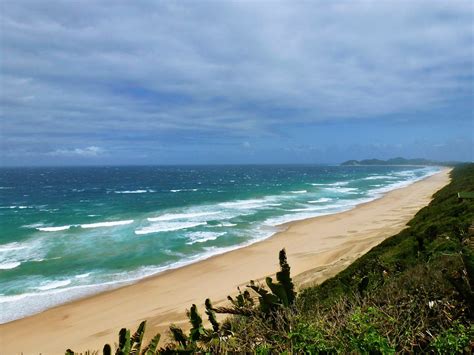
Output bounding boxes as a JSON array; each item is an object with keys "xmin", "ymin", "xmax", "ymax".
[{"xmin": 0, "ymin": 165, "xmax": 439, "ymax": 322}]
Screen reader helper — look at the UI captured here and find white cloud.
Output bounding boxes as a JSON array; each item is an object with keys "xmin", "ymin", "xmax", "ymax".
[{"xmin": 49, "ymin": 146, "xmax": 104, "ymax": 157}]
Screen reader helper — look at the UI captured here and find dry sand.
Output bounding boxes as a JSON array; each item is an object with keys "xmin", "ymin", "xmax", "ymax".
[{"xmin": 0, "ymin": 168, "xmax": 451, "ymax": 354}]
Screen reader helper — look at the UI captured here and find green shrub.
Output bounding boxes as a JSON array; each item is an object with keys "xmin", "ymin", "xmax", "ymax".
[
  {"xmin": 431, "ymin": 321, "xmax": 474, "ymax": 354},
  {"xmin": 289, "ymin": 323, "xmax": 334, "ymax": 353},
  {"xmin": 345, "ymin": 307, "xmax": 395, "ymax": 354}
]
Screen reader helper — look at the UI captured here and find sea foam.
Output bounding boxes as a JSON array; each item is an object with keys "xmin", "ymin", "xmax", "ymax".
[
  {"xmin": 36, "ymin": 279, "xmax": 72, "ymax": 291},
  {"xmin": 308, "ymin": 198, "xmax": 333, "ymax": 203},
  {"xmin": 324, "ymin": 187, "xmax": 359, "ymax": 194},
  {"xmin": 37, "ymin": 225, "xmax": 71, "ymax": 232},
  {"xmin": 148, "ymin": 211, "xmax": 220, "ymax": 222},
  {"xmin": 135, "ymin": 221, "xmax": 207, "ymax": 235},
  {"xmin": 0, "ymin": 261, "xmax": 21, "ymax": 270},
  {"xmin": 363, "ymin": 175, "xmax": 396, "ymax": 180},
  {"xmin": 114, "ymin": 190, "xmax": 153, "ymax": 194},
  {"xmin": 219, "ymin": 198, "xmax": 277, "ymax": 209},
  {"xmin": 186, "ymin": 231, "xmax": 226, "ymax": 245},
  {"xmin": 80, "ymin": 220, "xmax": 134, "ymax": 229},
  {"xmin": 0, "ymin": 242, "xmax": 28, "ymax": 252}
]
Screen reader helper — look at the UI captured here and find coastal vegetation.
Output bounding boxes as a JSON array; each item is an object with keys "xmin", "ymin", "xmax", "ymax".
[{"xmin": 66, "ymin": 164, "xmax": 474, "ymax": 354}]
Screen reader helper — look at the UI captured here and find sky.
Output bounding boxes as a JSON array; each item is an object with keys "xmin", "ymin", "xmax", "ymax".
[{"xmin": 0, "ymin": 0, "xmax": 473, "ymax": 166}]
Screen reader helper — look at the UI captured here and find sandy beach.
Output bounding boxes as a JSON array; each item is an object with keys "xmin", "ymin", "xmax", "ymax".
[{"xmin": 0, "ymin": 168, "xmax": 451, "ymax": 354}]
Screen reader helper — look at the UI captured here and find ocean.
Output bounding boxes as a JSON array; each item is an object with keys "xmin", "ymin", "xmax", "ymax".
[{"xmin": 0, "ymin": 165, "xmax": 439, "ymax": 323}]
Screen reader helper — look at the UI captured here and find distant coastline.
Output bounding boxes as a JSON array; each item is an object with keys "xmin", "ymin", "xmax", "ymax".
[{"xmin": 340, "ymin": 157, "xmax": 458, "ymax": 167}]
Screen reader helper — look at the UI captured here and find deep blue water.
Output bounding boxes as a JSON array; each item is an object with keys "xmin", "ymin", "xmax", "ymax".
[{"xmin": 0, "ymin": 165, "xmax": 439, "ymax": 322}]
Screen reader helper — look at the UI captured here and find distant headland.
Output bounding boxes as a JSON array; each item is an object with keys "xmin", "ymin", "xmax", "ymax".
[{"xmin": 340, "ymin": 157, "xmax": 457, "ymax": 166}]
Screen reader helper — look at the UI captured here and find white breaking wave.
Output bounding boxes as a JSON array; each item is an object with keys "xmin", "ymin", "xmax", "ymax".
[
  {"xmin": 264, "ymin": 196, "xmax": 374, "ymax": 227},
  {"xmin": 75, "ymin": 273, "xmax": 91, "ymax": 279},
  {"xmin": 3, "ymin": 205, "xmax": 33, "ymax": 209},
  {"xmin": 36, "ymin": 279, "xmax": 72, "ymax": 291},
  {"xmin": 148, "ymin": 211, "xmax": 220, "ymax": 222},
  {"xmin": 21, "ymin": 223, "xmax": 45, "ymax": 229},
  {"xmin": 219, "ymin": 198, "xmax": 277, "ymax": 209},
  {"xmin": 324, "ymin": 187, "xmax": 359, "ymax": 194},
  {"xmin": 0, "ymin": 243, "xmax": 28, "ymax": 253},
  {"xmin": 327, "ymin": 181, "xmax": 350, "ymax": 186},
  {"xmin": 308, "ymin": 198, "xmax": 333, "ymax": 203},
  {"xmin": 311, "ymin": 181, "xmax": 349, "ymax": 186},
  {"xmin": 37, "ymin": 225, "xmax": 71, "ymax": 232},
  {"xmin": 36, "ymin": 220, "xmax": 133, "ymax": 231},
  {"xmin": 363, "ymin": 175, "xmax": 396, "ymax": 180},
  {"xmin": 114, "ymin": 190, "xmax": 153, "ymax": 194},
  {"xmin": 81, "ymin": 220, "xmax": 134, "ymax": 229},
  {"xmin": 0, "ymin": 261, "xmax": 21, "ymax": 270},
  {"xmin": 186, "ymin": 231, "xmax": 226, "ymax": 245},
  {"xmin": 0, "ymin": 239, "xmax": 47, "ymax": 269},
  {"xmin": 288, "ymin": 206, "xmax": 330, "ymax": 212},
  {"xmin": 367, "ymin": 168, "xmax": 439, "ymax": 196},
  {"xmin": 135, "ymin": 221, "xmax": 207, "ymax": 235},
  {"xmin": 393, "ymin": 170, "xmax": 417, "ymax": 177},
  {"xmin": 217, "ymin": 222, "xmax": 237, "ymax": 227},
  {"xmin": 290, "ymin": 190, "xmax": 307, "ymax": 194}
]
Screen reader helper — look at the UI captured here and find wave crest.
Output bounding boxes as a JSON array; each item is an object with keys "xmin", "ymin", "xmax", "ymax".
[{"xmin": 135, "ymin": 221, "xmax": 207, "ymax": 235}]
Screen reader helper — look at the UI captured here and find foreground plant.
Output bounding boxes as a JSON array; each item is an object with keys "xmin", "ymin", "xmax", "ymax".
[{"xmin": 66, "ymin": 249, "xmax": 296, "ymax": 354}]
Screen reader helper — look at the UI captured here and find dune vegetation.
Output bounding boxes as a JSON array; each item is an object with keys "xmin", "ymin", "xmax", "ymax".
[{"xmin": 66, "ymin": 164, "xmax": 474, "ymax": 354}]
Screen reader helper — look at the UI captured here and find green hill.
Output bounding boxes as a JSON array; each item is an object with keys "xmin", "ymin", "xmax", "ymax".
[{"xmin": 341, "ymin": 157, "xmax": 450, "ymax": 166}]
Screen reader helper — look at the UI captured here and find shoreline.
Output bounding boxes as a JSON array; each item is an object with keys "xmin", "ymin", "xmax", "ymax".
[
  {"xmin": 0, "ymin": 168, "xmax": 438, "ymax": 324},
  {"xmin": 0, "ymin": 168, "xmax": 451, "ymax": 354}
]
